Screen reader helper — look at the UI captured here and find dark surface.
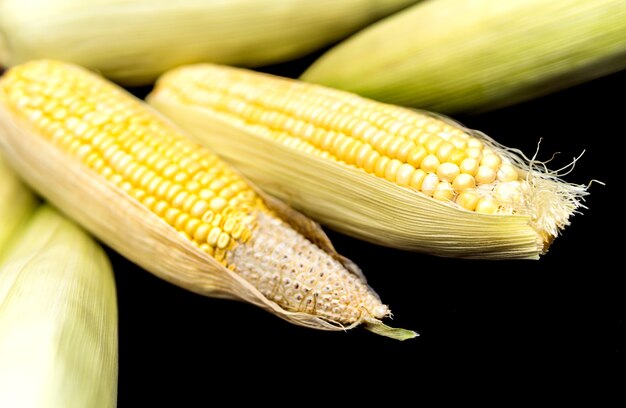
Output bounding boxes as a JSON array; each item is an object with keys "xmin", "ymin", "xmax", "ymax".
[{"xmin": 115, "ymin": 55, "xmax": 621, "ymax": 403}]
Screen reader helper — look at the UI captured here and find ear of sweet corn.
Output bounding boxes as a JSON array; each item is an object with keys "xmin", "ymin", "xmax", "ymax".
[
  {"xmin": 0, "ymin": 154, "xmax": 37, "ymax": 259},
  {"xmin": 0, "ymin": 205, "xmax": 118, "ymax": 408},
  {"xmin": 300, "ymin": 0, "xmax": 626, "ymax": 114},
  {"xmin": 0, "ymin": 0, "xmax": 417, "ymax": 86},
  {"xmin": 147, "ymin": 63, "xmax": 589, "ymax": 260},
  {"xmin": 0, "ymin": 60, "xmax": 414, "ymax": 340}
]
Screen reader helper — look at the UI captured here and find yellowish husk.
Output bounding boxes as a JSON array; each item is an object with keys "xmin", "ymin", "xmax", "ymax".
[
  {"xmin": 301, "ymin": 0, "xmax": 626, "ymax": 114},
  {"xmin": 0, "ymin": 205, "xmax": 118, "ymax": 408},
  {"xmin": 0, "ymin": 153, "xmax": 37, "ymax": 259},
  {"xmin": 0, "ymin": 0, "xmax": 416, "ymax": 85},
  {"xmin": 0, "ymin": 64, "xmax": 413, "ymax": 340},
  {"xmin": 148, "ymin": 69, "xmax": 588, "ymax": 260}
]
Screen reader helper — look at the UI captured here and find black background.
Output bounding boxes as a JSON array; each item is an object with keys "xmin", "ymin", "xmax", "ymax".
[{"xmin": 113, "ymin": 51, "xmax": 621, "ymax": 403}]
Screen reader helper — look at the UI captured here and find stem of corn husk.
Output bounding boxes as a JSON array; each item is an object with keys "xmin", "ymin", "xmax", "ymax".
[{"xmin": 0, "ymin": 205, "xmax": 118, "ymax": 407}]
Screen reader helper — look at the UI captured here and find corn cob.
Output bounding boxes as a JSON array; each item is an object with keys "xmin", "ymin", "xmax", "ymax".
[
  {"xmin": 0, "ymin": 60, "xmax": 414, "ymax": 339},
  {"xmin": 0, "ymin": 205, "xmax": 117, "ymax": 407},
  {"xmin": 300, "ymin": 0, "xmax": 626, "ymax": 114},
  {"xmin": 0, "ymin": 153, "xmax": 37, "ymax": 258},
  {"xmin": 0, "ymin": 0, "xmax": 417, "ymax": 86},
  {"xmin": 147, "ymin": 63, "xmax": 588, "ymax": 260}
]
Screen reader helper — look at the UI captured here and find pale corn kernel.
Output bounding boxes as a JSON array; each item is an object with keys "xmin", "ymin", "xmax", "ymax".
[
  {"xmin": 185, "ymin": 218, "xmax": 201, "ymax": 238},
  {"xmin": 190, "ymin": 199, "xmax": 209, "ymax": 218},
  {"xmin": 209, "ymin": 196, "xmax": 228, "ymax": 212},
  {"xmin": 420, "ymin": 154, "xmax": 440, "ymax": 173},
  {"xmin": 481, "ymin": 153, "xmax": 502, "ymax": 170},
  {"xmin": 436, "ymin": 162, "xmax": 460, "ymax": 183},
  {"xmin": 373, "ymin": 156, "xmax": 390, "ymax": 178},
  {"xmin": 222, "ymin": 218, "xmax": 237, "ymax": 234},
  {"xmin": 396, "ymin": 140, "xmax": 415, "ymax": 162},
  {"xmin": 448, "ymin": 149, "xmax": 467, "ymax": 165},
  {"xmin": 395, "ymin": 163, "xmax": 415, "ymax": 187},
  {"xmin": 409, "ymin": 169, "xmax": 427, "ymax": 190},
  {"xmin": 363, "ymin": 150, "xmax": 380, "ymax": 174},
  {"xmin": 459, "ymin": 157, "xmax": 479, "ymax": 176},
  {"xmin": 497, "ymin": 163, "xmax": 519, "ymax": 182},
  {"xmin": 455, "ymin": 191, "xmax": 480, "ymax": 211},
  {"xmin": 495, "ymin": 181, "xmax": 523, "ymax": 207},
  {"xmin": 406, "ymin": 145, "xmax": 427, "ymax": 168},
  {"xmin": 424, "ymin": 135, "xmax": 443, "ymax": 153},
  {"xmin": 164, "ymin": 208, "xmax": 180, "ymax": 225},
  {"xmin": 466, "ymin": 147, "xmax": 483, "ymax": 160},
  {"xmin": 433, "ymin": 181, "xmax": 454, "ymax": 201},
  {"xmin": 384, "ymin": 137, "xmax": 403, "ymax": 157},
  {"xmin": 198, "ymin": 188, "xmax": 216, "ymax": 201},
  {"xmin": 355, "ymin": 143, "xmax": 373, "ymax": 167},
  {"xmin": 475, "ymin": 197, "xmax": 498, "ymax": 214},
  {"xmin": 207, "ymin": 226, "xmax": 222, "ymax": 247},
  {"xmin": 475, "ymin": 166, "xmax": 497, "ymax": 184},
  {"xmin": 217, "ymin": 232, "xmax": 231, "ymax": 249},
  {"xmin": 421, "ymin": 173, "xmax": 439, "ymax": 196},
  {"xmin": 467, "ymin": 138, "xmax": 483, "ymax": 149},
  {"xmin": 174, "ymin": 213, "xmax": 190, "ymax": 231},
  {"xmin": 384, "ymin": 159, "xmax": 403, "ymax": 182},
  {"xmin": 436, "ymin": 142, "xmax": 455, "ymax": 162},
  {"xmin": 452, "ymin": 173, "xmax": 476, "ymax": 193}
]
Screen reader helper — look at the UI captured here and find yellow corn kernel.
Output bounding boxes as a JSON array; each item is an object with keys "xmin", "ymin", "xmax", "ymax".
[
  {"xmin": 147, "ymin": 63, "xmax": 588, "ymax": 259},
  {"xmin": 0, "ymin": 60, "xmax": 413, "ymax": 339}
]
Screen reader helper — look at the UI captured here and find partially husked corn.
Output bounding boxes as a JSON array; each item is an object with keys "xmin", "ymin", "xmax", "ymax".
[
  {"xmin": 0, "ymin": 60, "xmax": 414, "ymax": 339},
  {"xmin": 148, "ymin": 64, "xmax": 588, "ymax": 259}
]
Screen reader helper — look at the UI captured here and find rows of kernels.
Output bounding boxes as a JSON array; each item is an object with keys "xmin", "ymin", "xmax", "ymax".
[
  {"xmin": 158, "ymin": 66, "xmax": 526, "ymax": 215},
  {"xmin": 1, "ymin": 62, "xmax": 265, "ymax": 266}
]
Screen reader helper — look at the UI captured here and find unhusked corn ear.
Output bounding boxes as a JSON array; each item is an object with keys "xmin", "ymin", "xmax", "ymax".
[
  {"xmin": 300, "ymin": 0, "xmax": 626, "ymax": 114},
  {"xmin": 148, "ymin": 63, "xmax": 589, "ymax": 260},
  {"xmin": 0, "ymin": 153, "xmax": 36, "ymax": 259},
  {"xmin": 0, "ymin": 60, "xmax": 414, "ymax": 340},
  {"xmin": 0, "ymin": 205, "xmax": 118, "ymax": 408},
  {"xmin": 0, "ymin": 0, "xmax": 417, "ymax": 86}
]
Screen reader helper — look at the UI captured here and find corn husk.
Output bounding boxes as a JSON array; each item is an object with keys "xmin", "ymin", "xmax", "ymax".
[
  {"xmin": 148, "ymin": 64, "xmax": 589, "ymax": 260},
  {"xmin": 0, "ymin": 60, "xmax": 414, "ymax": 340},
  {"xmin": 301, "ymin": 0, "xmax": 626, "ymax": 114},
  {"xmin": 0, "ymin": 153, "xmax": 37, "ymax": 259},
  {"xmin": 0, "ymin": 205, "xmax": 118, "ymax": 407},
  {"xmin": 0, "ymin": 0, "xmax": 417, "ymax": 86}
]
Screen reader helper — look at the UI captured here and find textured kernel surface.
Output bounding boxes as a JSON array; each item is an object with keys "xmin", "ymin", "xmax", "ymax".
[
  {"xmin": 0, "ymin": 60, "xmax": 387, "ymax": 324},
  {"xmin": 157, "ymin": 65, "xmax": 525, "ymax": 215}
]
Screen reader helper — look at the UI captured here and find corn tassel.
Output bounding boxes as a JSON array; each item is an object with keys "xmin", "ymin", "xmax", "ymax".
[
  {"xmin": 300, "ymin": 0, "xmax": 626, "ymax": 114},
  {"xmin": 147, "ymin": 63, "xmax": 588, "ymax": 260},
  {"xmin": 0, "ymin": 0, "xmax": 417, "ymax": 86},
  {"xmin": 0, "ymin": 60, "xmax": 414, "ymax": 340},
  {"xmin": 0, "ymin": 205, "xmax": 118, "ymax": 407},
  {"xmin": 0, "ymin": 153, "xmax": 36, "ymax": 258}
]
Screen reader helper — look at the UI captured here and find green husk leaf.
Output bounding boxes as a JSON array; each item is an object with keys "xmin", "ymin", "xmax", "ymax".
[
  {"xmin": 0, "ymin": 0, "xmax": 417, "ymax": 85},
  {"xmin": 301, "ymin": 0, "xmax": 626, "ymax": 114},
  {"xmin": 0, "ymin": 205, "xmax": 118, "ymax": 407}
]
